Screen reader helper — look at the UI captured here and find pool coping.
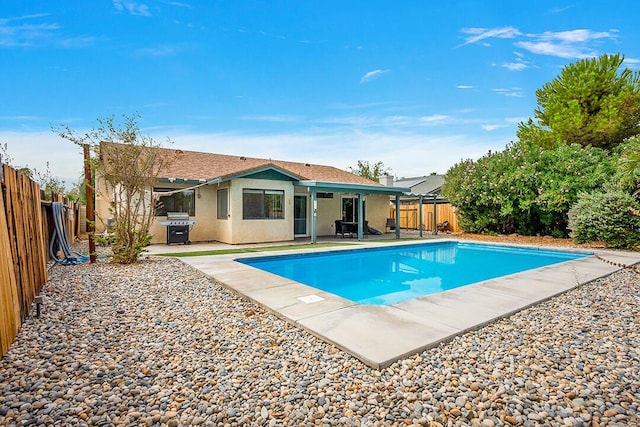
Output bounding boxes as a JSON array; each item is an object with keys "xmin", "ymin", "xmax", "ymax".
[{"xmin": 176, "ymin": 239, "xmax": 640, "ymax": 369}]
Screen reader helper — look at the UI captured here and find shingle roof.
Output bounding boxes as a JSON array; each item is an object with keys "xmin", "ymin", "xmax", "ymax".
[
  {"xmin": 102, "ymin": 142, "xmax": 381, "ymax": 186},
  {"xmin": 395, "ymin": 175, "xmax": 444, "ymax": 194}
]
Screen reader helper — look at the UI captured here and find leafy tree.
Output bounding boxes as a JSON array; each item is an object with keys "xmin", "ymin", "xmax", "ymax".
[
  {"xmin": 348, "ymin": 160, "xmax": 391, "ymax": 181},
  {"xmin": 618, "ymin": 136, "xmax": 640, "ymax": 197},
  {"xmin": 443, "ymin": 141, "xmax": 614, "ymax": 236},
  {"xmin": 66, "ymin": 177, "xmax": 87, "ymax": 204},
  {"xmin": 55, "ymin": 113, "xmax": 176, "ymax": 264},
  {"xmin": 517, "ymin": 53, "xmax": 640, "ymax": 151},
  {"xmin": 31, "ymin": 162, "xmax": 68, "ymax": 201}
]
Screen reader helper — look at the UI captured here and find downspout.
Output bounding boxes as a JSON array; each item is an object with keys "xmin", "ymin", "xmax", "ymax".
[
  {"xmin": 395, "ymin": 195, "xmax": 401, "ymax": 239},
  {"xmin": 310, "ymin": 189, "xmax": 318, "ymax": 244},
  {"xmin": 357, "ymin": 193, "xmax": 364, "ymax": 241},
  {"xmin": 419, "ymin": 195, "xmax": 423, "ymax": 238}
]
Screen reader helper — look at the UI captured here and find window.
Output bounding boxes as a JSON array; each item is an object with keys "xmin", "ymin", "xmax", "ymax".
[
  {"xmin": 243, "ymin": 189, "xmax": 284, "ymax": 219},
  {"xmin": 342, "ymin": 196, "xmax": 365, "ymax": 222},
  {"xmin": 154, "ymin": 188, "xmax": 195, "ymax": 216},
  {"xmin": 217, "ymin": 188, "xmax": 228, "ymax": 219}
]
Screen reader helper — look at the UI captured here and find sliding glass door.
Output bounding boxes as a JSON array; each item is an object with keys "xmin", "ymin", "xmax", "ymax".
[{"xmin": 294, "ymin": 195, "xmax": 308, "ymax": 236}]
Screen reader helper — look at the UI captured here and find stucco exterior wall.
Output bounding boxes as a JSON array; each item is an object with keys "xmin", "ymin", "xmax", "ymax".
[
  {"xmin": 210, "ymin": 183, "xmax": 232, "ymax": 243},
  {"xmin": 315, "ymin": 195, "xmax": 341, "ymax": 236},
  {"xmin": 94, "ymin": 176, "xmax": 111, "ymax": 233},
  {"xmin": 302, "ymin": 191, "xmax": 391, "ymax": 236},
  {"xmin": 364, "ymin": 194, "xmax": 391, "ymax": 232},
  {"xmin": 95, "ymin": 174, "xmax": 394, "ymax": 245},
  {"xmin": 226, "ymin": 178, "xmax": 294, "ymax": 244},
  {"xmin": 147, "ymin": 182, "xmax": 235, "ymax": 245}
]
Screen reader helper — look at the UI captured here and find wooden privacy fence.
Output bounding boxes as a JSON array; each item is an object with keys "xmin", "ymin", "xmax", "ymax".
[
  {"xmin": 0, "ymin": 164, "xmax": 82, "ymax": 357},
  {"xmin": 390, "ymin": 202, "xmax": 461, "ymax": 233}
]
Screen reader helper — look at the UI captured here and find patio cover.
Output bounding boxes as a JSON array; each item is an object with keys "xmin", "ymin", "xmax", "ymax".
[{"xmin": 297, "ymin": 180, "xmax": 410, "ymax": 243}]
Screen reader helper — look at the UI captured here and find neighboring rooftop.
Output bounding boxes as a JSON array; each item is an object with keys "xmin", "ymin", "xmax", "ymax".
[{"xmin": 381, "ymin": 174, "xmax": 445, "ymax": 195}]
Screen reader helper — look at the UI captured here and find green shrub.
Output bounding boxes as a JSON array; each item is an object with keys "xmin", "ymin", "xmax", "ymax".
[
  {"xmin": 442, "ymin": 141, "xmax": 615, "ymax": 236},
  {"xmin": 568, "ymin": 190, "xmax": 640, "ymax": 249}
]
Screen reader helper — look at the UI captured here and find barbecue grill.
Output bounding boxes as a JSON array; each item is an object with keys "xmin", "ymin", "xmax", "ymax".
[{"xmin": 158, "ymin": 212, "xmax": 197, "ymax": 245}]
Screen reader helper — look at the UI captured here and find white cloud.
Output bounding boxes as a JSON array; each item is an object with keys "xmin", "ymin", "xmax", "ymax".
[
  {"xmin": 160, "ymin": 1, "xmax": 191, "ymax": 7},
  {"xmin": 492, "ymin": 88, "xmax": 525, "ymax": 98},
  {"xmin": 0, "ymin": 14, "xmax": 100, "ymax": 48},
  {"xmin": 459, "ymin": 26, "xmax": 619, "ymax": 60},
  {"xmin": 321, "ymin": 116, "xmax": 377, "ymax": 127},
  {"xmin": 515, "ymin": 29, "xmax": 617, "ymax": 59},
  {"xmin": 481, "ymin": 124, "xmax": 509, "ymax": 131},
  {"xmin": 318, "ymin": 113, "xmax": 457, "ymax": 128},
  {"xmin": 624, "ymin": 57, "xmax": 640, "ymax": 69},
  {"xmin": 539, "ymin": 29, "xmax": 614, "ymax": 43},
  {"xmin": 515, "ymin": 41, "xmax": 593, "ymax": 59},
  {"xmin": 456, "ymin": 85, "xmax": 473, "ymax": 89},
  {"xmin": 501, "ymin": 62, "xmax": 528, "ymax": 71},
  {"xmin": 113, "ymin": 0, "xmax": 151, "ymax": 16},
  {"xmin": 360, "ymin": 69, "xmax": 390, "ymax": 83},
  {"xmin": 549, "ymin": 6, "xmax": 573, "ymax": 14},
  {"xmin": 419, "ymin": 114, "xmax": 450, "ymax": 125},
  {"xmin": 381, "ymin": 116, "xmax": 411, "ymax": 126},
  {"xmin": 0, "ymin": 15, "xmax": 59, "ymax": 47},
  {"xmin": 458, "ymin": 26, "xmax": 521, "ymax": 47}
]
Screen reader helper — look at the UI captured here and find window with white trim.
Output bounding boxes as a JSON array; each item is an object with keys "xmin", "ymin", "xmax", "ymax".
[
  {"xmin": 243, "ymin": 189, "xmax": 284, "ymax": 219},
  {"xmin": 217, "ymin": 188, "xmax": 228, "ymax": 219}
]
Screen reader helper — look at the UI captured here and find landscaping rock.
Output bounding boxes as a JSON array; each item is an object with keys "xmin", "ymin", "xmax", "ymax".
[{"xmin": 0, "ymin": 248, "xmax": 638, "ymax": 426}]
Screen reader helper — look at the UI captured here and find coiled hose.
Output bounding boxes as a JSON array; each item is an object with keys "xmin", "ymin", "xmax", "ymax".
[{"xmin": 49, "ymin": 201, "xmax": 89, "ymax": 265}]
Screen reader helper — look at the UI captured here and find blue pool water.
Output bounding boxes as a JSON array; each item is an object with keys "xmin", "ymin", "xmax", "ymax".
[{"xmin": 238, "ymin": 242, "xmax": 590, "ymax": 305}]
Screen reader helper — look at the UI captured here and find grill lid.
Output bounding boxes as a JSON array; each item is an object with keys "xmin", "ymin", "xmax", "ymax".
[{"xmin": 167, "ymin": 212, "xmax": 190, "ymax": 221}]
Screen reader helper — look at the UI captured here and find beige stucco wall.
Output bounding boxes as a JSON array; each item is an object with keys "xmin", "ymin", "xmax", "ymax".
[
  {"xmin": 210, "ymin": 183, "xmax": 232, "ymax": 243},
  {"xmin": 95, "ymin": 173, "xmax": 394, "ymax": 245},
  {"xmin": 314, "ymin": 194, "xmax": 341, "ymax": 236},
  {"xmin": 226, "ymin": 178, "xmax": 294, "ymax": 244},
  {"xmin": 300, "ymin": 190, "xmax": 391, "ymax": 236},
  {"xmin": 364, "ymin": 194, "xmax": 392, "ymax": 232},
  {"xmin": 94, "ymin": 177, "xmax": 112, "ymax": 233}
]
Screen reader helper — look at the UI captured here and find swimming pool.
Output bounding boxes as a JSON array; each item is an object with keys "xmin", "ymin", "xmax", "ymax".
[{"xmin": 239, "ymin": 242, "xmax": 590, "ymax": 305}]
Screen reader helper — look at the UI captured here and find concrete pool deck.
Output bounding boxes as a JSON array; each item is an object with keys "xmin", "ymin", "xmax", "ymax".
[{"xmin": 149, "ymin": 239, "xmax": 640, "ymax": 369}]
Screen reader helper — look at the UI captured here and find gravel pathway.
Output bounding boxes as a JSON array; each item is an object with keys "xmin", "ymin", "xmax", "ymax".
[{"xmin": 0, "ymin": 254, "xmax": 638, "ymax": 426}]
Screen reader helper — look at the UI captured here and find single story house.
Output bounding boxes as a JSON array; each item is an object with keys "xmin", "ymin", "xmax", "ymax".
[{"xmin": 96, "ymin": 143, "xmax": 409, "ymax": 245}]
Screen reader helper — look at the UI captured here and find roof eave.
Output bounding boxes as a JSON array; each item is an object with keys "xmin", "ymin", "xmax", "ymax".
[{"xmin": 297, "ymin": 180, "xmax": 410, "ymax": 195}]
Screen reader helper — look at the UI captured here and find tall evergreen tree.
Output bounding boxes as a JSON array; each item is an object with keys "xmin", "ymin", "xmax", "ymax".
[{"xmin": 517, "ymin": 54, "xmax": 640, "ymax": 151}]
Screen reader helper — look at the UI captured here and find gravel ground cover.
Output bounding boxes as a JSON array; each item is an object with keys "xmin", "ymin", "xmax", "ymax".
[{"xmin": 0, "ymin": 247, "xmax": 638, "ymax": 427}]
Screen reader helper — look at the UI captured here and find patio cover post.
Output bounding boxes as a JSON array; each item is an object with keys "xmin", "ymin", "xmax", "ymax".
[
  {"xmin": 395, "ymin": 196, "xmax": 401, "ymax": 239},
  {"xmin": 357, "ymin": 193, "xmax": 364, "ymax": 241},
  {"xmin": 432, "ymin": 194, "xmax": 438, "ymax": 235},
  {"xmin": 310, "ymin": 189, "xmax": 318, "ymax": 244},
  {"xmin": 418, "ymin": 195, "xmax": 423, "ymax": 237}
]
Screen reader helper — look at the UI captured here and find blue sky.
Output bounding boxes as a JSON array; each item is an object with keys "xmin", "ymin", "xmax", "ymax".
[{"xmin": 1, "ymin": 1, "xmax": 639, "ymax": 186}]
